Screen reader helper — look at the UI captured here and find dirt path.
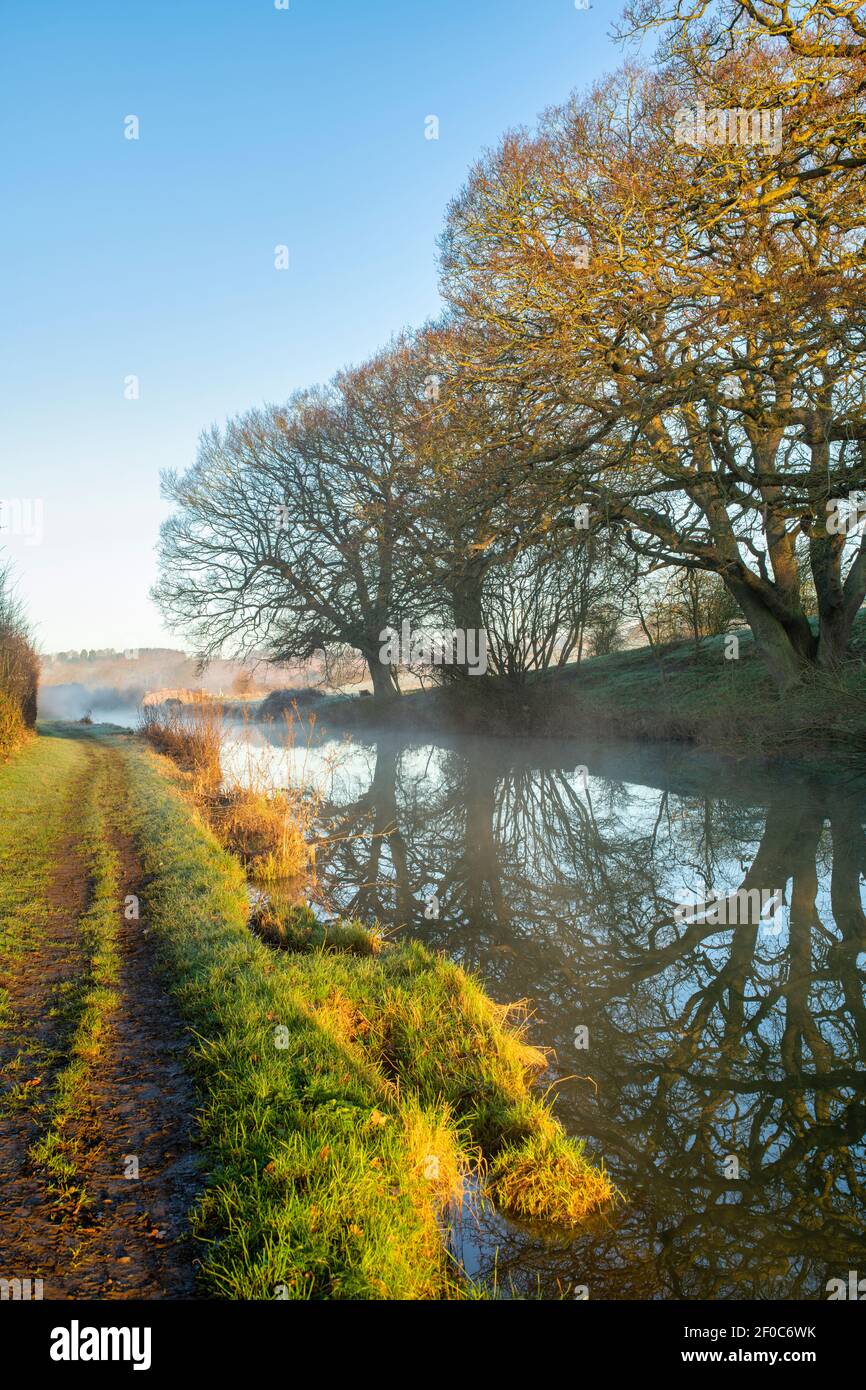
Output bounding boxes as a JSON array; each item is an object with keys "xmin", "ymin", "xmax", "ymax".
[
  {"xmin": 0, "ymin": 745, "xmax": 94, "ymax": 1078},
  {"xmin": 0, "ymin": 736, "xmax": 201, "ymax": 1298}
]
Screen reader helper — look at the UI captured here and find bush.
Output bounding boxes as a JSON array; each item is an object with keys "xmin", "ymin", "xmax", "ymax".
[
  {"xmin": 0, "ymin": 560, "xmax": 39, "ymax": 750},
  {"xmin": 587, "ymin": 601, "xmax": 624, "ymax": 657},
  {"xmin": 0, "ymin": 689, "xmax": 27, "ymax": 761},
  {"xmin": 257, "ymin": 687, "xmax": 325, "ymax": 720}
]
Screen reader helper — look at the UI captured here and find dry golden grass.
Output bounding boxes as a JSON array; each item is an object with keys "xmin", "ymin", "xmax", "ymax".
[
  {"xmin": 139, "ymin": 698, "xmax": 317, "ymax": 885},
  {"xmin": 138, "ymin": 698, "xmax": 223, "ymax": 790},
  {"xmin": 213, "ymin": 786, "xmax": 310, "ymax": 880},
  {"xmin": 402, "ymin": 1102, "xmax": 466, "ymax": 1211}
]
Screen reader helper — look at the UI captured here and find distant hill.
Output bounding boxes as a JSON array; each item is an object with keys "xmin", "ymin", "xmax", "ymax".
[{"xmin": 40, "ymin": 648, "xmax": 319, "ymax": 697}]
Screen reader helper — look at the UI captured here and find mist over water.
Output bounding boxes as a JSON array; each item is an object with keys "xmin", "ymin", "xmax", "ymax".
[{"xmin": 37, "ymin": 683, "xmax": 143, "ymax": 727}]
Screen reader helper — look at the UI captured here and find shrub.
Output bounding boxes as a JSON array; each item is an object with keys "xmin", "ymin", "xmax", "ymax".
[
  {"xmin": 0, "ymin": 689, "xmax": 26, "ymax": 761},
  {"xmin": 0, "ymin": 560, "xmax": 39, "ymax": 748}
]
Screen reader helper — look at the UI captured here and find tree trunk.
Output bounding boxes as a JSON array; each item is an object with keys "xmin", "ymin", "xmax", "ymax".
[
  {"xmin": 727, "ymin": 581, "xmax": 816, "ymax": 690},
  {"xmin": 448, "ymin": 559, "xmax": 489, "ymax": 682},
  {"xmin": 816, "ymin": 608, "xmax": 852, "ymax": 669},
  {"xmin": 367, "ymin": 653, "xmax": 400, "ymax": 702},
  {"xmin": 811, "ymin": 531, "xmax": 858, "ymax": 670}
]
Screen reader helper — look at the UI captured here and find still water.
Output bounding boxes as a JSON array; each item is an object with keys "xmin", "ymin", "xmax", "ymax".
[{"xmin": 236, "ymin": 721, "xmax": 866, "ymax": 1298}]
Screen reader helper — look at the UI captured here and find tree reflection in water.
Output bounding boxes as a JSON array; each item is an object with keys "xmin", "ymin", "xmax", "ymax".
[{"xmin": 312, "ymin": 732, "xmax": 866, "ymax": 1300}]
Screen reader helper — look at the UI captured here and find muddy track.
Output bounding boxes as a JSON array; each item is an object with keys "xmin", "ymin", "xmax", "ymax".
[
  {"xmin": 0, "ymin": 745, "xmax": 96, "ymax": 1287},
  {"xmin": 0, "ymin": 740, "xmax": 202, "ymax": 1298},
  {"xmin": 0, "ymin": 751, "xmax": 94, "ymax": 1078}
]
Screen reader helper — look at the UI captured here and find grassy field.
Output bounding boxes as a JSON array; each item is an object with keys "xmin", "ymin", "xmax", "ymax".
[
  {"xmin": 0, "ymin": 725, "xmax": 614, "ymax": 1299},
  {"xmin": 536, "ymin": 623, "xmax": 866, "ymax": 763}
]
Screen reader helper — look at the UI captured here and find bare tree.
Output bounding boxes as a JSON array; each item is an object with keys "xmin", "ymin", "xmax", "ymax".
[
  {"xmin": 480, "ymin": 535, "xmax": 624, "ymax": 684},
  {"xmin": 154, "ymin": 346, "xmax": 428, "ymax": 701}
]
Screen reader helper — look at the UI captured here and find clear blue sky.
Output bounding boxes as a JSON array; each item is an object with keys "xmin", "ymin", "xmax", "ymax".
[{"xmin": 1, "ymin": 0, "xmax": 633, "ymax": 652}]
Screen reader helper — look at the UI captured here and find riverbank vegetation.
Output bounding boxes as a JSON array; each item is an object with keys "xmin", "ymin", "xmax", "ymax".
[
  {"xmin": 134, "ymin": 717, "xmax": 617, "ymax": 1273},
  {"xmin": 0, "ymin": 726, "xmax": 615, "ymax": 1297},
  {"xmin": 0, "ymin": 560, "xmax": 39, "ymax": 760},
  {"xmin": 332, "ymin": 615, "xmax": 866, "ymax": 768},
  {"xmin": 126, "ymin": 737, "xmax": 615, "ymax": 1294},
  {"xmin": 138, "ymin": 699, "xmax": 313, "ymax": 880}
]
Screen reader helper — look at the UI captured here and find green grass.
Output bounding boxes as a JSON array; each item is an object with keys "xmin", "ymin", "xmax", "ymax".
[
  {"xmin": 0, "ymin": 728, "xmax": 616, "ymax": 1297},
  {"xmin": 0, "ymin": 735, "xmax": 90, "ymax": 1038},
  {"xmin": 118, "ymin": 740, "xmax": 616, "ymax": 1299},
  {"xmin": 28, "ymin": 756, "xmax": 122, "ymax": 1204}
]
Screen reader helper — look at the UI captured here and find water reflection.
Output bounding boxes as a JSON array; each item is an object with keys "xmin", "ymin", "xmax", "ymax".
[{"xmin": 254, "ymin": 724, "xmax": 866, "ymax": 1299}]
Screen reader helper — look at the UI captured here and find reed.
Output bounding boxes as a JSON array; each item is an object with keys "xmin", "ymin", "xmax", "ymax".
[
  {"xmin": 138, "ymin": 696, "xmax": 223, "ymax": 789},
  {"xmin": 139, "ymin": 700, "xmax": 318, "ymax": 883}
]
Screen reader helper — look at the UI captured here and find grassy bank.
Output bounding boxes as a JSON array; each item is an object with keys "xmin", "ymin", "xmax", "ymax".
[
  {"xmin": 118, "ymin": 738, "xmax": 615, "ymax": 1297},
  {"xmin": 0, "ymin": 727, "xmax": 616, "ymax": 1297},
  {"xmin": 307, "ymin": 620, "xmax": 866, "ymax": 767},
  {"xmin": 0, "ymin": 736, "xmax": 90, "ymax": 1036},
  {"xmin": 536, "ymin": 625, "xmax": 866, "ymax": 764}
]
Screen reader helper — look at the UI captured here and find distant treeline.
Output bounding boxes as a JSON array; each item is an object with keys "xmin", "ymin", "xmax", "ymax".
[
  {"xmin": 49, "ymin": 647, "xmax": 146, "ymax": 663},
  {"xmin": 41, "ymin": 649, "xmax": 318, "ymax": 696}
]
